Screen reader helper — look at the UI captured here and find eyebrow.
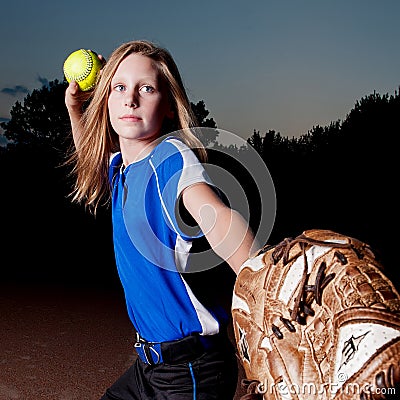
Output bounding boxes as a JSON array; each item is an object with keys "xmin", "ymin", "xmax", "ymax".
[{"xmin": 111, "ymin": 75, "xmax": 159, "ymax": 83}]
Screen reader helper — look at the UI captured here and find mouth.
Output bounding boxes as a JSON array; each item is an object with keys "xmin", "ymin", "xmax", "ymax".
[{"xmin": 120, "ymin": 114, "xmax": 142, "ymax": 122}]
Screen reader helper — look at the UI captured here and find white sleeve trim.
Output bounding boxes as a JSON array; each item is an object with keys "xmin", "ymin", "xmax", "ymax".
[
  {"xmin": 181, "ymin": 276, "xmax": 220, "ymax": 336},
  {"xmin": 149, "ymin": 157, "xmax": 180, "ymax": 235},
  {"xmin": 166, "ymin": 138, "xmax": 213, "ymax": 197}
]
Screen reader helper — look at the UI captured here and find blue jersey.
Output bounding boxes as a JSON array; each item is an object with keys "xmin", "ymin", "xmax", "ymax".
[{"xmin": 109, "ymin": 137, "xmax": 226, "ymax": 342}]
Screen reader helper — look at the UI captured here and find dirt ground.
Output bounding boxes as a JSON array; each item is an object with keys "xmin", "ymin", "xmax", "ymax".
[{"xmin": 0, "ymin": 283, "xmax": 246, "ymax": 400}]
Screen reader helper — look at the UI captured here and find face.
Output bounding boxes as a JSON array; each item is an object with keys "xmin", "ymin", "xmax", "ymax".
[{"xmin": 108, "ymin": 53, "xmax": 173, "ymax": 146}]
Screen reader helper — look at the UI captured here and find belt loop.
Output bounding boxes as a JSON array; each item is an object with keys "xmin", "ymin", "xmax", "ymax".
[
  {"xmin": 134, "ymin": 332, "xmax": 162, "ymax": 365},
  {"xmin": 143, "ymin": 344, "xmax": 156, "ymax": 366}
]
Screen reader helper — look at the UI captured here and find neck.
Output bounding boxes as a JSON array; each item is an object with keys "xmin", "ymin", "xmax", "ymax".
[{"xmin": 119, "ymin": 137, "xmax": 159, "ymax": 166}]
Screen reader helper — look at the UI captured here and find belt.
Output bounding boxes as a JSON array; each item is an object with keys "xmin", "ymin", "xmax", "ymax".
[{"xmin": 134, "ymin": 331, "xmax": 225, "ymax": 365}]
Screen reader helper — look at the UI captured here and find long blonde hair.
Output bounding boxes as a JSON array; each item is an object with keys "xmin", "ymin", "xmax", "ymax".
[{"xmin": 69, "ymin": 40, "xmax": 207, "ymax": 213}]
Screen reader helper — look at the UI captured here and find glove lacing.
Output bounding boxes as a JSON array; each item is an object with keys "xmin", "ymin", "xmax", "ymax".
[{"xmin": 268, "ymin": 234, "xmax": 354, "ymax": 335}]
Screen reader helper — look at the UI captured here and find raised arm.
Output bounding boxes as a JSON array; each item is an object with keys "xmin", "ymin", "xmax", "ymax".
[
  {"xmin": 64, "ymin": 52, "xmax": 105, "ymax": 148},
  {"xmin": 182, "ymin": 183, "xmax": 259, "ymax": 275},
  {"xmin": 64, "ymin": 81, "xmax": 89, "ymax": 148}
]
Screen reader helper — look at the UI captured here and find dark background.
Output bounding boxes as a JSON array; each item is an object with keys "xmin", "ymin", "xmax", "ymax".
[
  {"xmin": 0, "ymin": 79, "xmax": 398, "ymax": 400},
  {"xmin": 1, "ymin": 80, "xmax": 398, "ymax": 292}
]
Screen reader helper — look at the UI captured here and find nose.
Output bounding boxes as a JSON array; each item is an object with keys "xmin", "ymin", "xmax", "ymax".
[
  {"xmin": 125, "ymin": 100, "xmax": 137, "ymax": 108},
  {"xmin": 125, "ymin": 91, "xmax": 138, "ymax": 108}
]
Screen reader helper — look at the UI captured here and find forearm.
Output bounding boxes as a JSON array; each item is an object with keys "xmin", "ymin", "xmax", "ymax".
[
  {"xmin": 69, "ymin": 111, "xmax": 83, "ymax": 148},
  {"xmin": 200, "ymin": 205, "xmax": 259, "ymax": 275},
  {"xmin": 65, "ymin": 81, "xmax": 86, "ymax": 148}
]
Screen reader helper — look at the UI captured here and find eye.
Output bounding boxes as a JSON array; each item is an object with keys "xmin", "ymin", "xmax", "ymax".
[
  {"xmin": 139, "ymin": 85, "xmax": 155, "ymax": 94},
  {"xmin": 113, "ymin": 84, "xmax": 126, "ymax": 92}
]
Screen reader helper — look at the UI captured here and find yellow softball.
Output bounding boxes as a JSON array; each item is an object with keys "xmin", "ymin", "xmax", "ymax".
[{"xmin": 63, "ymin": 49, "xmax": 102, "ymax": 91}]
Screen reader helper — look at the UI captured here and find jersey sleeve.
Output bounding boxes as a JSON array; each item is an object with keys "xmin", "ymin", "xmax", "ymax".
[{"xmin": 149, "ymin": 137, "xmax": 214, "ymax": 240}]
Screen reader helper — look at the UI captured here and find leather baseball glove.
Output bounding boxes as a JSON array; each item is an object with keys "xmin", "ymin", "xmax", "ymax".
[{"xmin": 232, "ymin": 229, "xmax": 400, "ymax": 399}]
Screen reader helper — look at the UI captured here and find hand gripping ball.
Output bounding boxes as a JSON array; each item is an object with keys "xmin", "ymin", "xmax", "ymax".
[{"xmin": 63, "ymin": 49, "xmax": 102, "ymax": 91}]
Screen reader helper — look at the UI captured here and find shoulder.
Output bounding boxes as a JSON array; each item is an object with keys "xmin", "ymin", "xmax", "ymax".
[
  {"xmin": 110, "ymin": 152, "xmax": 122, "ymax": 167},
  {"xmin": 108, "ymin": 152, "xmax": 122, "ymax": 182},
  {"xmin": 151, "ymin": 136, "xmax": 201, "ymax": 167},
  {"xmin": 153, "ymin": 136, "xmax": 189, "ymax": 156}
]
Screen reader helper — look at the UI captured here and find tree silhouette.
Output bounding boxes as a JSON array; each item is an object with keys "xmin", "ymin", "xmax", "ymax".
[
  {"xmin": 2, "ymin": 80, "xmax": 71, "ymax": 151},
  {"xmin": 246, "ymin": 89, "xmax": 400, "ymax": 288}
]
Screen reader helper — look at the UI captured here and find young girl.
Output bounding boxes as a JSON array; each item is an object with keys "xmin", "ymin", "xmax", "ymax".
[{"xmin": 65, "ymin": 40, "xmax": 257, "ymax": 400}]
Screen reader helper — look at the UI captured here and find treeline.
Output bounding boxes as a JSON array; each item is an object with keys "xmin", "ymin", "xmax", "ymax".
[
  {"xmin": 246, "ymin": 90, "xmax": 399, "ymax": 289},
  {"xmin": 0, "ymin": 81, "xmax": 398, "ymax": 290}
]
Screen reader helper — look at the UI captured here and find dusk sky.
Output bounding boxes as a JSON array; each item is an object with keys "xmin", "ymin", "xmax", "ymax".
[{"xmin": 1, "ymin": 0, "xmax": 399, "ymax": 144}]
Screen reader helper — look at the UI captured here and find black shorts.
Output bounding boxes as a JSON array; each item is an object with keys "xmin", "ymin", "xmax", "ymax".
[{"xmin": 100, "ymin": 336, "xmax": 238, "ymax": 400}]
